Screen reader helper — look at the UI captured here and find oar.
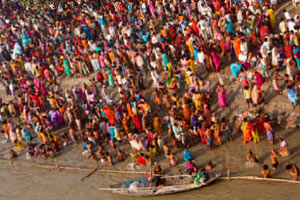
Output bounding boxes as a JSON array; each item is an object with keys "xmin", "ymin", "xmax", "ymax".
[{"xmin": 80, "ymin": 165, "xmax": 99, "ymax": 182}]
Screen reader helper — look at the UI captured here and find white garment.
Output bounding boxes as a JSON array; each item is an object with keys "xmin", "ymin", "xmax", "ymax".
[
  {"xmin": 287, "ymin": 65, "xmax": 294, "ymax": 79},
  {"xmin": 108, "ymin": 26, "xmax": 116, "ymax": 39},
  {"xmin": 288, "ymin": 21, "xmax": 296, "ymax": 32},
  {"xmin": 198, "ymin": 51, "xmax": 205, "ymax": 63},
  {"xmin": 272, "ymin": 48, "xmax": 279, "ymax": 66},
  {"xmin": 260, "ymin": 42, "xmax": 270, "ymax": 58},
  {"xmin": 150, "ymin": 61, "xmax": 159, "ymax": 69},
  {"xmin": 248, "ymin": 5, "xmax": 256, "ymax": 14},
  {"xmin": 24, "ymin": 62, "xmax": 34, "ymax": 75},
  {"xmin": 240, "ymin": 42, "xmax": 248, "ymax": 55},
  {"xmin": 284, "ymin": 11, "xmax": 292, "ymax": 20},
  {"xmin": 141, "ymin": 2, "xmax": 147, "ymax": 13},
  {"xmin": 237, "ymin": 10, "xmax": 243, "ymax": 24},
  {"xmin": 136, "ymin": 55, "xmax": 145, "ymax": 68},
  {"xmin": 279, "ymin": 21, "xmax": 287, "ymax": 34},
  {"xmin": 197, "ymin": 1, "xmax": 203, "ymax": 13},
  {"xmin": 151, "ymin": 70, "xmax": 159, "ymax": 87},
  {"xmin": 116, "ymin": 74, "xmax": 122, "ymax": 85},
  {"xmin": 271, "ymin": 0, "xmax": 277, "ymax": 5},
  {"xmin": 239, "ymin": 42, "xmax": 248, "ymax": 61},
  {"xmin": 151, "ymin": 34, "xmax": 160, "ymax": 44},
  {"xmin": 293, "ymin": 0, "xmax": 300, "ymax": 6},
  {"xmin": 200, "ymin": 5, "xmax": 210, "ymax": 16},
  {"xmin": 121, "ymin": 78, "xmax": 129, "ymax": 90},
  {"xmin": 188, "ymin": 36, "xmax": 195, "ymax": 43}
]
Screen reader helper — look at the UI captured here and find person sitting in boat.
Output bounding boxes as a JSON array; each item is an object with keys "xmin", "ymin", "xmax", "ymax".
[
  {"xmin": 154, "ymin": 162, "xmax": 164, "ymax": 175},
  {"xmin": 183, "ymin": 147, "xmax": 193, "ymax": 162},
  {"xmin": 286, "ymin": 163, "xmax": 299, "ymax": 180},
  {"xmin": 186, "ymin": 159, "xmax": 197, "ymax": 174},
  {"xmin": 149, "ymin": 176, "xmax": 163, "ymax": 187},
  {"xmin": 205, "ymin": 161, "xmax": 213, "ymax": 171}
]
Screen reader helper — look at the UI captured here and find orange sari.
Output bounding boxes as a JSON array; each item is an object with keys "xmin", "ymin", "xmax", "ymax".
[
  {"xmin": 233, "ymin": 38, "xmax": 241, "ymax": 58},
  {"xmin": 153, "ymin": 117, "xmax": 162, "ymax": 135},
  {"xmin": 127, "ymin": 103, "xmax": 133, "ymax": 117},
  {"xmin": 104, "ymin": 106, "xmax": 116, "ymax": 125},
  {"xmin": 183, "ymin": 105, "xmax": 191, "ymax": 124},
  {"xmin": 242, "ymin": 122, "xmax": 252, "ymax": 144},
  {"xmin": 122, "ymin": 116, "xmax": 130, "ymax": 134}
]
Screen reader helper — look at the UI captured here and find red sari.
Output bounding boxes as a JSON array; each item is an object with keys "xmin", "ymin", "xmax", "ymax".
[
  {"xmin": 133, "ymin": 115, "xmax": 142, "ymax": 133},
  {"xmin": 285, "ymin": 43, "xmax": 292, "ymax": 58},
  {"xmin": 104, "ymin": 106, "xmax": 116, "ymax": 125}
]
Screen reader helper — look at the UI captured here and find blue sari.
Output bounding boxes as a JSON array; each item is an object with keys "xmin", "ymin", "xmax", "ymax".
[
  {"xmin": 288, "ymin": 87, "xmax": 297, "ymax": 106},
  {"xmin": 230, "ymin": 63, "xmax": 242, "ymax": 78}
]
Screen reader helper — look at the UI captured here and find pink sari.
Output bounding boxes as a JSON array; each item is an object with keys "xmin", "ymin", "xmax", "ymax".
[
  {"xmin": 147, "ymin": 1, "xmax": 156, "ymax": 18},
  {"xmin": 211, "ymin": 50, "xmax": 221, "ymax": 71},
  {"xmin": 23, "ymin": 108, "xmax": 30, "ymax": 125},
  {"xmin": 217, "ymin": 86, "xmax": 227, "ymax": 108}
]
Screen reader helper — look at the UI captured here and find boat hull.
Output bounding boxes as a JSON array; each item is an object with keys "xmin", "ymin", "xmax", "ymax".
[{"xmin": 100, "ymin": 173, "xmax": 221, "ymax": 197}]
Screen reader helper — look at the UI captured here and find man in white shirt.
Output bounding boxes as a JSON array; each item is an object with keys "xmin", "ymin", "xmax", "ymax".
[
  {"xmin": 24, "ymin": 61, "xmax": 35, "ymax": 77},
  {"xmin": 198, "ymin": 17, "xmax": 212, "ymax": 40},
  {"xmin": 197, "ymin": 49, "xmax": 207, "ymax": 74},
  {"xmin": 284, "ymin": 9, "xmax": 291, "ymax": 20},
  {"xmin": 288, "ymin": 19, "xmax": 296, "ymax": 32},
  {"xmin": 198, "ymin": 1, "xmax": 206, "ymax": 14},
  {"xmin": 239, "ymin": 38, "xmax": 248, "ymax": 62},
  {"xmin": 151, "ymin": 32, "xmax": 160, "ymax": 46},
  {"xmin": 136, "ymin": 54, "xmax": 146, "ymax": 74},
  {"xmin": 260, "ymin": 38, "xmax": 271, "ymax": 67},
  {"xmin": 279, "ymin": 18, "xmax": 287, "ymax": 35},
  {"xmin": 201, "ymin": 4, "xmax": 212, "ymax": 17},
  {"xmin": 261, "ymin": 38, "xmax": 270, "ymax": 58}
]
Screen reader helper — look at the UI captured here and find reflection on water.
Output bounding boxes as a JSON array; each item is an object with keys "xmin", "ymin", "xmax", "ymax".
[{"xmin": 1, "ymin": 164, "xmax": 299, "ymax": 200}]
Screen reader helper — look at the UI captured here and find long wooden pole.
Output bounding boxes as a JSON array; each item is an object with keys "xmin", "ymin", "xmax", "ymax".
[
  {"xmin": 0, "ymin": 159, "xmax": 146, "ymax": 173},
  {"xmin": 218, "ymin": 176, "xmax": 300, "ymax": 184},
  {"xmin": 1, "ymin": 159, "xmax": 300, "ymax": 184}
]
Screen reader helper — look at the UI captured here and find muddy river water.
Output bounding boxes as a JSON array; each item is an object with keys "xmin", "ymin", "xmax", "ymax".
[{"xmin": 1, "ymin": 163, "xmax": 299, "ymax": 200}]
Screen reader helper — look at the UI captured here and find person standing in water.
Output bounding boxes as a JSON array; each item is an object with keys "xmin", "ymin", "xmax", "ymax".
[
  {"xmin": 261, "ymin": 165, "xmax": 271, "ymax": 178},
  {"xmin": 286, "ymin": 163, "xmax": 299, "ymax": 180},
  {"xmin": 270, "ymin": 149, "xmax": 279, "ymax": 170},
  {"xmin": 264, "ymin": 119, "xmax": 274, "ymax": 145}
]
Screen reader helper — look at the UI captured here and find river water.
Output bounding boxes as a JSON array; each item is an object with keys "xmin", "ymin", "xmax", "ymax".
[{"xmin": 1, "ymin": 163, "xmax": 299, "ymax": 200}]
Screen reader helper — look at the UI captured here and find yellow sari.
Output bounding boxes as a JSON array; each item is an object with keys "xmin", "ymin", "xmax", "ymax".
[{"xmin": 268, "ymin": 9, "xmax": 276, "ymax": 29}]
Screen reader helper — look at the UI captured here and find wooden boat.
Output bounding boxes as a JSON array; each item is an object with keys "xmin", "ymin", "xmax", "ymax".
[{"xmin": 98, "ymin": 172, "xmax": 221, "ymax": 196}]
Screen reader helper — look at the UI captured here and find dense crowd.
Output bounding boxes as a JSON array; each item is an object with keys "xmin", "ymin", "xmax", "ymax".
[{"xmin": 0, "ymin": 0, "xmax": 300, "ymax": 179}]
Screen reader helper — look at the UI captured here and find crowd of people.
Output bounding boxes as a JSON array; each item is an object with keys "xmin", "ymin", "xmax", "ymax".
[{"xmin": 0, "ymin": 0, "xmax": 300, "ymax": 180}]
